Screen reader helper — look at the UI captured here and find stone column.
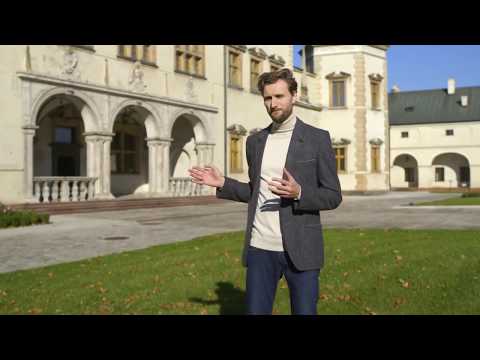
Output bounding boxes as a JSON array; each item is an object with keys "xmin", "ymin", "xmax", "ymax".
[
  {"xmin": 84, "ymin": 132, "xmax": 114, "ymax": 199},
  {"xmin": 418, "ymin": 165, "xmax": 433, "ymax": 190},
  {"xmin": 470, "ymin": 165, "xmax": 480, "ymax": 189},
  {"xmin": 147, "ymin": 137, "xmax": 172, "ymax": 195},
  {"xmin": 354, "ymin": 53, "xmax": 368, "ymax": 192},
  {"xmin": 100, "ymin": 134, "xmax": 114, "ymax": 199},
  {"xmin": 195, "ymin": 142, "xmax": 215, "ymax": 195},
  {"xmin": 22, "ymin": 125, "xmax": 39, "ymax": 203}
]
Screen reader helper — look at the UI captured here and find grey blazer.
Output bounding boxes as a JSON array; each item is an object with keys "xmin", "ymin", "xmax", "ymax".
[{"xmin": 216, "ymin": 118, "xmax": 342, "ymax": 271}]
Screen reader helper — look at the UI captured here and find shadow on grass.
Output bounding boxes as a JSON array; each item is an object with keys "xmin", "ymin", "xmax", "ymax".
[{"xmin": 189, "ymin": 281, "xmax": 246, "ymax": 315}]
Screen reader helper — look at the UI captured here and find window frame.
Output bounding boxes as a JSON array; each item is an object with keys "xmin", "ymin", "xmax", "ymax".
[
  {"xmin": 334, "ymin": 146, "xmax": 347, "ymax": 174},
  {"xmin": 118, "ymin": 45, "xmax": 158, "ymax": 68},
  {"xmin": 229, "ymin": 134, "xmax": 243, "ymax": 173},
  {"xmin": 370, "ymin": 145, "xmax": 381, "ymax": 173},
  {"xmin": 175, "ymin": 45, "xmax": 206, "ymax": 79},
  {"xmin": 111, "ymin": 130, "xmax": 140, "ymax": 175}
]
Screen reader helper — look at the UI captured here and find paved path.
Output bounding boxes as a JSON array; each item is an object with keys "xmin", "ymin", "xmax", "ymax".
[{"xmin": 1, "ymin": 192, "xmax": 478, "ymax": 274}]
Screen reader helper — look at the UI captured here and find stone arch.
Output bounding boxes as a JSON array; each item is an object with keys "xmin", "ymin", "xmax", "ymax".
[
  {"xmin": 168, "ymin": 108, "xmax": 211, "ymax": 143},
  {"xmin": 392, "ymin": 153, "xmax": 419, "ymax": 188},
  {"xmin": 432, "ymin": 152, "xmax": 470, "ymax": 187},
  {"xmin": 31, "ymin": 86, "xmax": 101, "ymax": 133},
  {"xmin": 109, "ymin": 99, "xmax": 162, "ymax": 139}
]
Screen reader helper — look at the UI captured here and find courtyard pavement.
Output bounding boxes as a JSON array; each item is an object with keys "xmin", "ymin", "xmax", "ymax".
[{"xmin": 1, "ymin": 191, "xmax": 479, "ymax": 274}]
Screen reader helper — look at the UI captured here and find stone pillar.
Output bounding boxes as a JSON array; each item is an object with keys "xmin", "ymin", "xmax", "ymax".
[
  {"xmin": 84, "ymin": 132, "xmax": 114, "ymax": 199},
  {"xmin": 22, "ymin": 125, "xmax": 39, "ymax": 203},
  {"xmin": 418, "ymin": 165, "xmax": 433, "ymax": 190},
  {"xmin": 100, "ymin": 135, "xmax": 114, "ymax": 199},
  {"xmin": 147, "ymin": 137, "xmax": 172, "ymax": 195},
  {"xmin": 195, "ymin": 142, "xmax": 215, "ymax": 195},
  {"xmin": 469, "ymin": 165, "xmax": 480, "ymax": 189},
  {"xmin": 354, "ymin": 53, "xmax": 367, "ymax": 192}
]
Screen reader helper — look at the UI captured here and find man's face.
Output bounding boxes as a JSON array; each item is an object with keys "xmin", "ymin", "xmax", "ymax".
[{"xmin": 263, "ymin": 79, "xmax": 297, "ymax": 123}]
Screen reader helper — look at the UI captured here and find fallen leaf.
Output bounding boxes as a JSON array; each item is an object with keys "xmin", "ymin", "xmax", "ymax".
[
  {"xmin": 395, "ymin": 256, "xmax": 403, "ymax": 261},
  {"xmin": 200, "ymin": 309, "xmax": 208, "ymax": 315}
]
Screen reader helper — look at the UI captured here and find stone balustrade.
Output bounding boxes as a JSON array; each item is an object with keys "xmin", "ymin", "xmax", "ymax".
[
  {"xmin": 33, "ymin": 177, "xmax": 97, "ymax": 203},
  {"xmin": 169, "ymin": 177, "xmax": 204, "ymax": 197}
]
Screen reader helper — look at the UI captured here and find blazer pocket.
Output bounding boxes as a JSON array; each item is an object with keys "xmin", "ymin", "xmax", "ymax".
[{"xmin": 296, "ymin": 158, "xmax": 316, "ymax": 164}]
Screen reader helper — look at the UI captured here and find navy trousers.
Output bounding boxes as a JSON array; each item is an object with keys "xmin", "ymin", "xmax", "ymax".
[{"xmin": 246, "ymin": 246, "xmax": 320, "ymax": 315}]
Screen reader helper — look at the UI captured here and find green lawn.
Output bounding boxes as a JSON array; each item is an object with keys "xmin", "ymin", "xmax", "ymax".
[{"xmin": 0, "ymin": 229, "xmax": 479, "ymax": 315}]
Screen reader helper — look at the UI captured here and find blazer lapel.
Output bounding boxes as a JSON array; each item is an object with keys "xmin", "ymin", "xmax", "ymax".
[
  {"xmin": 284, "ymin": 118, "xmax": 305, "ymax": 173},
  {"xmin": 253, "ymin": 125, "xmax": 270, "ymax": 188}
]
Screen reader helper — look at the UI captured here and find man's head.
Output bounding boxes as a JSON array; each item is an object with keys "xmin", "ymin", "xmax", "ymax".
[{"xmin": 257, "ymin": 68, "xmax": 298, "ymax": 124}]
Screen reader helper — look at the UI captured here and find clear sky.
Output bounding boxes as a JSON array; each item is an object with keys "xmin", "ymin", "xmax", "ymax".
[{"xmin": 293, "ymin": 45, "xmax": 480, "ymax": 92}]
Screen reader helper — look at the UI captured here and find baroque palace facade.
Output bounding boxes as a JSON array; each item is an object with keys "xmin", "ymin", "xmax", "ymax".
[{"xmin": 0, "ymin": 45, "xmax": 390, "ymax": 204}]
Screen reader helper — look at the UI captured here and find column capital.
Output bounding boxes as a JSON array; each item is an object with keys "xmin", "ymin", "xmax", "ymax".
[
  {"xmin": 83, "ymin": 131, "xmax": 115, "ymax": 139},
  {"xmin": 146, "ymin": 137, "xmax": 173, "ymax": 145},
  {"xmin": 22, "ymin": 125, "xmax": 39, "ymax": 134}
]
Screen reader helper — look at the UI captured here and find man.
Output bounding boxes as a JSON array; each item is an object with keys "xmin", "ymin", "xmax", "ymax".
[{"xmin": 188, "ymin": 68, "xmax": 342, "ymax": 315}]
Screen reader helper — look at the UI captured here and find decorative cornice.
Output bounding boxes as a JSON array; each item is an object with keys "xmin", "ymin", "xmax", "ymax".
[
  {"xmin": 326, "ymin": 71, "xmax": 351, "ymax": 80},
  {"xmin": 369, "ymin": 73, "xmax": 384, "ymax": 82},
  {"xmin": 369, "ymin": 138, "xmax": 384, "ymax": 146},
  {"xmin": 227, "ymin": 123, "xmax": 247, "ymax": 136},
  {"xmin": 332, "ymin": 138, "xmax": 351, "ymax": 146},
  {"xmin": 228, "ymin": 45, "xmax": 247, "ymax": 53},
  {"xmin": 268, "ymin": 54, "xmax": 285, "ymax": 66},
  {"xmin": 17, "ymin": 71, "xmax": 219, "ymax": 114},
  {"xmin": 248, "ymin": 47, "xmax": 267, "ymax": 60}
]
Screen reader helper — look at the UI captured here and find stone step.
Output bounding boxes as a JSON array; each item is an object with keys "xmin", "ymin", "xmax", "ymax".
[{"xmin": 9, "ymin": 196, "xmax": 228, "ymax": 215}]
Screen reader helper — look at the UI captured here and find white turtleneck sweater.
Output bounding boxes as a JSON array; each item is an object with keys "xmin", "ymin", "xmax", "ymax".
[{"xmin": 250, "ymin": 112, "xmax": 298, "ymax": 252}]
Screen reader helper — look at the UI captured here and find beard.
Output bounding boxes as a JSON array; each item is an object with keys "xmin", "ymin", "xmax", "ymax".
[{"xmin": 270, "ymin": 108, "xmax": 292, "ymax": 123}]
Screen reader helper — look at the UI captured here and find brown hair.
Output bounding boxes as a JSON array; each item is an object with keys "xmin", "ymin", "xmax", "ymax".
[{"xmin": 257, "ymin": 68, "xmax": 298, "ymax": 96}]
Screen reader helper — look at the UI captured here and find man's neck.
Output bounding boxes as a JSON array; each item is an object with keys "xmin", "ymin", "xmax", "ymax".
[{"xmin": 271, "ymin": 112, "xmax": 296, "ymax": 133}]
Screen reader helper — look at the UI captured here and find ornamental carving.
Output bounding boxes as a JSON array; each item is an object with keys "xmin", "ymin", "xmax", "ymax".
[
  {"xmin": 325, "ymin": 71, "xmax": 351, "ymax": 80},
  {"xmin": 129, "ymin": 61, "xmax": 147, "ymax": 93},
  {"xmin": 268, "ymin": 54, "xmax": 285, "ymax": 66},
  {"xmin": 62, "ymin": 46, "xmax": 80, "ymax": 80},
  {"xmin": 369, "ymin": 138, "xmax": 384, "ymax": 146},
  {"xmin": 331, "ymin": 138, "xmax": 351, "ymax": 146},
  {"xmin": 368, "ymin": 73, "xmax": 384, "ymax": 82},
  {"xmin": 227, "ymin": 124, "xmax": 247, "ymax": 136},
  {"xmin": 248, "ymin": 47, "xmax": 267, "ymax": 59}
]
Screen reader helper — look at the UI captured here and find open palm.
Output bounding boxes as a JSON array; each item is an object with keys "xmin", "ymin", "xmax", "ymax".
[{"xmin": 188, "ymin": 165, "xmax": 225, "ymax": 188}]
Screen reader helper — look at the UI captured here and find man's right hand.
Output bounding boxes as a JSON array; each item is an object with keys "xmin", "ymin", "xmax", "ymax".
[{"xmin": 188, "ymin": 165, "xmax": 225, "ymax": 188}]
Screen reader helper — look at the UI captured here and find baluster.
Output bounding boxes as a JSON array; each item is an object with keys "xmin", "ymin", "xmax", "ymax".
[
  {"xmin": 42, "ymin": 181, "xmax": 50, "ymax": 203},
  {"xmin": 79, "ymin": 181, "xmax": 86, "ymax": 201},
  {"xmin": 60, "ymin": 180, "xmax": 69, "ymax": 202},
  {"xmin": 72, "ymin": 180, "xmax": 79, "ymax": 201},
  {"xmin": 87, "ymin": 179, "xmax": 95, "ymax": 200},
  {"xmin": 34, "ymin": 181, "xmax": 42, "ymax": 203},
  {"xmin": 51, "ymin": 181, "xmax": 59, "ymax": 202}
]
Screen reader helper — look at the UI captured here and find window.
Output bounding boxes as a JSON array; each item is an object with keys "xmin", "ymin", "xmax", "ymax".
[
  {"xmin": 250, "ymin": 58, "xmax": 261, "ymax": 93},
  {"xmin": 228, "ymin": 49, "xmax": 243, "ymax": 88},
  {"xmin": 371, "ymin": 145, "xmax": 381, "ymax": 173},
  {"xmin": 175, "ymin": 45, "xmax": 205, "ymax": 77},
  {"xmin": 446, "ymin": 129, "xmax": 454, "ymax": 136},
  {"xmin": 405, "ymin": 168, "xmax": 415, "ymax": 182},
  {"xmin": 332, "ymin": 80, "xmax": 346, "ymax": 107},
  {"xmin": 118, "ymin": 45, "xmax": 157, "ymax": 65},
  {"xmin": 334, "ymin": 147, "xmax": 347, "ymax": 173},
  {"xmin": 435, "ymin": 167, "xmax": 445, "ymax": 182},
  {"xmin": 230, "ymin": 135, "xmax": 243, "ymax": 173},
  {"xmin": 368, "ymin": 74, "xmax": 383, "ymax": 110},
  {"xmin": 326, "ymin": 72, "xmax": 350, "ymax": 108},
  {"xmin": 371, "ymin": 81, "xmax": 380, "ymax": 109},
  {"xmin": 111, "ymin": 131, "xmax": 138, "ymax": 174},
  {"xmin": 401, "ymin": 131, "xmax": 409, "ymax": 138},
  {"xmin": 54, "ymin": 127, "xmax": 74, "ymax": 144}
]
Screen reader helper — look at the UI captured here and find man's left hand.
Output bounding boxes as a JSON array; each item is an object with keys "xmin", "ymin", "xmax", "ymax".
[{"xmin": 268, "ymin": 168, "xmax": 301, "ymax": 199}]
